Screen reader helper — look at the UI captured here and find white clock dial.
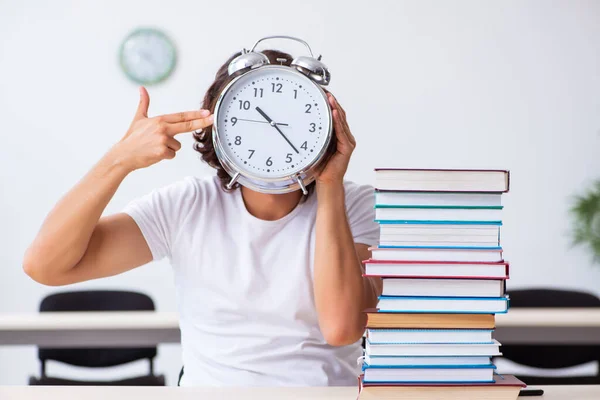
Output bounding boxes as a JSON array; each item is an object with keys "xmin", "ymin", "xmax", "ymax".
[
  {"xmin": 214, "ymin": 66, "xmax": 331, "ymax": 180},
  {"xmin": 120, "ymin": 28, "xmax": 176, "ymax": 85}
]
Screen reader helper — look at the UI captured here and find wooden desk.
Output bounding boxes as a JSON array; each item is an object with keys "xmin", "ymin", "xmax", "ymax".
[
  {"xmin": 0, "ymin": 385, "xmax": 598, "ymax": 400},
  {"xmin": 1, "ymin": 309, "xmax": 600, "ymax": 347},
  {"xmin": 495, "ymin": 309, "xmax": 600, "ymax": 344},
  {"xmin": 0, "ymin": 311, "xmax": 179, "ymax": 347}
]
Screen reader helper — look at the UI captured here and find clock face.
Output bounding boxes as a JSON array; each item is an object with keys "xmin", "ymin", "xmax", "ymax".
[
  {"xmin": 214, "ymin": 66, "xmax": 331, "ymax": 180},
  {"xmin": 119, "ymin": 28, "xmax": 176, "ymax": 85}
]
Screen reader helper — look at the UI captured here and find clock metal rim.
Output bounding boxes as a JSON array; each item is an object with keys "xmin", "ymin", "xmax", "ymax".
[
  {"xmin": 212, "ymin": 65, "xmax": 333, "ymax": 193},
  {"xmin": 119, "ymin": 27, "xmax": 177, "ymax": 85}
]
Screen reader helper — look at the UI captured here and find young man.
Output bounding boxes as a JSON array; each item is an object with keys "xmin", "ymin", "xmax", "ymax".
[{"xmin": 23, "ymin": 50, "xmax": 381, "ymax": 386}]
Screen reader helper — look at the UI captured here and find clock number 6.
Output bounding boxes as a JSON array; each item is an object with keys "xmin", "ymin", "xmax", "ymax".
[{"xmin": 266, "ymin": 157, "xmax": 273, "ymax": 166}]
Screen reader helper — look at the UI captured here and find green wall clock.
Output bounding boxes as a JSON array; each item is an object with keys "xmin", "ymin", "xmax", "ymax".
[{"xmin": 119, "ymin": 28, "xmax": 177, "ymax": 85}]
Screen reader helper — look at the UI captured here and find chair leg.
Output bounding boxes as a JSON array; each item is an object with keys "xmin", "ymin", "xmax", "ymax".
[
  {"xmin": 178, "ymin": 366, "xmax": 184, "ymax": 386},
  {"xmin": 149, "ymin": 358, "xmax": 154, "ymax": 375},
  {"xmin": 40, "ymin": 360, "xmax": 46, "ymax": 378}
]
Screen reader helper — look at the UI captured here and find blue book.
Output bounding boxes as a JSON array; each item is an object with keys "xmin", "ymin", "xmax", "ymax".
[
  {"xmin": 377, "ymin": 296, "xmax": 510, "ymax": 314},
  {"xmin": 363, "ymin": 355, "xmax": 493, "ymax": 367},
  {"xmin": 363, "ymin": 363, "xmax": 497, "ymax": 384}
]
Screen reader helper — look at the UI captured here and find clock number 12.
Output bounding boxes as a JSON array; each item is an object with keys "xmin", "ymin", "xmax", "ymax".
[{"xmin": 271, "ymin": 83, "xmax": 282, "ymax": 93}]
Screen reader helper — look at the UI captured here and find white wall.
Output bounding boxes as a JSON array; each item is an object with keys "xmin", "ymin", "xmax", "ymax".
[{"xmin": 1, "ymin": 0, "xmax": 599, "ymax": 386}]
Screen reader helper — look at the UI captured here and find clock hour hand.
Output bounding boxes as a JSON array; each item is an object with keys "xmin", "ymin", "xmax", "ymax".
[{"xmin": 255, "ymin": 106, "xmax": 299, "ymax": 154}]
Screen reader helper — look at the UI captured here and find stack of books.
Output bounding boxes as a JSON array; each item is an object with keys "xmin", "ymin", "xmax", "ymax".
[{"xmin": 359, "ymin": 169, "xmax": 525, "ymax": 400}]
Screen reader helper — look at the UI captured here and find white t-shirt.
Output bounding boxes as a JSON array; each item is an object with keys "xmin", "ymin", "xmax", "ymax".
[{"xmin": 123, "ymin": 175, "xmax": 378, "ymax": 387}]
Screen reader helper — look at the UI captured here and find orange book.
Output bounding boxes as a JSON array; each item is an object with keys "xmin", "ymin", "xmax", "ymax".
[{"xmin": 365, "ymin": 311, "xmax": 495, "ymax": 329}]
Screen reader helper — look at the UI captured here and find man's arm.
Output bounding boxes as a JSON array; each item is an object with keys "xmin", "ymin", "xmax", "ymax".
[
  {"xmin": 313, "ymin": 93, "xmax": 381, "ymax": 346},
  {"xmin": 23, "ymin": 87, "xmax": 214, "ymax": 285},
  {"xmin": 314, "ymin": 183, "xmax": 381, "ymax": 346},
  {"xmin": 23, "ymin": 152, "xmax": 150, "ymax": 286}
]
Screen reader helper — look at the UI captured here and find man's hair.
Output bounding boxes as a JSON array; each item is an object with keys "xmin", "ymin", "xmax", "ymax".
[{"xmin": 193, "ymin": 49, "xmax": 335, "ymax": 195}]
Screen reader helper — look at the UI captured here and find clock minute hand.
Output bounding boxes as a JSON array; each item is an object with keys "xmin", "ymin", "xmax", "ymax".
[
  {"xmin": 238, "ymin": 118, "xmax": 289, "ymax": 126},
  {"xmin": 255, "ymin": 106, "xmax": 299, "ymax": 154}
]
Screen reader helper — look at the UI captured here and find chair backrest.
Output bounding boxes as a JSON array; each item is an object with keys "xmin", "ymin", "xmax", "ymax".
[
  {"xmin": 501, "ymin": 288, "xmax": 600, "ymax": 369},
  {"xmin": 39, "ymin": 290, "xmax": 157, "ymax": 368},
  {"xmin": 508, "ymin": 288, "xmax": 600, "ymax": 308}
]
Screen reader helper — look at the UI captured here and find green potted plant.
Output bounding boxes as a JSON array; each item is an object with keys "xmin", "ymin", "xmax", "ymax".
[{"xmin": 572, "ymin": 180, "xmax": 600, "ymax": 263}]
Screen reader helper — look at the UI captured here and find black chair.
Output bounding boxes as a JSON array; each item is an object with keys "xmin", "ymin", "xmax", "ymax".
[
  {"xmin": 29, "ymin": 290, "xmax": 165, "ymax": 386},
  {"xmin": 496, "ymin": 288, "xmax": 600, "ymax": 385}
]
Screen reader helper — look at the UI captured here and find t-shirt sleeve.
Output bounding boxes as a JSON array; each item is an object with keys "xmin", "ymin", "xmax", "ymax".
[
  {"xmin": 122, "ymin": 177, "xmax": 198, "ymax": 261},
  {"xmin": 345, "ymin": 182, "xmax": 379, "ymax": 247}
]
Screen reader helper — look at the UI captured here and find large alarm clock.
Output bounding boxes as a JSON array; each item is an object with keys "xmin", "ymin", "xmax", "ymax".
[{"xmin": 212, "ymin": 36, "xmax": 332, "ymax": 195}]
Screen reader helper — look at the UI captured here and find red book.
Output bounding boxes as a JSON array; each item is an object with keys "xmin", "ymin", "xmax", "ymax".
[{"xmin": 358, "ymin": 374, "xmax": 525, "ymax": 400}]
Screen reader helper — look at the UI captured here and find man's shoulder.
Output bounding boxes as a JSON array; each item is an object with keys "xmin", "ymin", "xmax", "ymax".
[
  {"xmin": 180, "ymin": 174, "xmax": 222, "ymax": 192},
  {"xmin": 343, "ymin": 180, "xmax": 374, "ymax": 204},
  {"xmin": 343, "ymin": 180, "xmax": 373, "ymax": 191}
]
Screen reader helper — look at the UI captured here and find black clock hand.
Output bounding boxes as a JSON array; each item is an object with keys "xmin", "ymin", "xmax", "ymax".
[
  {"xmin": 237, "ymin": 118, "xmax": 289, "ymax": 126},
  {"xmin": 255, "ymin": 107, "xmax": 299, "ymax": 154}
]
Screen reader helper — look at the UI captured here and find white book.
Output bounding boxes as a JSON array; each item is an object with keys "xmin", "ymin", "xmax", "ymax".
[
  {"xmin": 369, "ymin": 247, "xmax": 504, "ymax": 263},
  {"xmin": 364, "ymin": 355, "xmax": 493, "ymax": 367},
  {"xmin": 382, "ymin": 278, "xmax": 505, "ymax": 297},
  {"xmin": 363, "ymin": 365, "xmax": 496, "ymax": 383},
  {"xmin": 365, "ymin": 340, "xmax": 502, "ymax": 357},
  {"xmin": 379, "ymin": 240, "xmax": 499, "ymax": 248},
  {"xmin": 377, "ymin": 296, "xmax": 509, "ymax": 313},
  {"xmin": 376, "ymin": 191, "xmax": 502, "ymax": 207},
  {"xmin": 379, "ymin": 224, "xmax": 501, "ymax": 237},
  {"xmin": 367, "ymin": 329, "xmax": 493, "ymax": 344},
  {"xmin": 374, "ymin": 169, "xmax": 510, "ymax": 192},
  {"xmin": 380, "ymin": 233, "xmax": 499, "ymax": 241},
  {"xmin": 379, "ymin": 225, "xmax": 501, "ymax": 247},
  {"xmin": 375, "ymin": 207, "xmax": 502, "ymax": 222}
]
